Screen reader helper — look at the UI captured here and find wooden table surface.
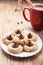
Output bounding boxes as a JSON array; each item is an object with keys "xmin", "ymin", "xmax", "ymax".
[{"xmin": 0, "ymin": 1, "xmax": 43, "ymax": 65}]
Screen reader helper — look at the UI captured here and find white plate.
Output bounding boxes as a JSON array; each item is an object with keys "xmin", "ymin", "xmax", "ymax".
[{"xmin": 0, "ymin": 30, "xmax": 42, "ymax": 58}]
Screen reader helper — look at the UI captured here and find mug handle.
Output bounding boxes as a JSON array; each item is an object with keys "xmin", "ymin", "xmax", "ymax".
[
  {"xmin": 18, "ymin": 0, "xmax": 30, "ymax": 22},
  {"xmin": 23, "ymin": 8, "xmax": 30, "ymax": 22}
]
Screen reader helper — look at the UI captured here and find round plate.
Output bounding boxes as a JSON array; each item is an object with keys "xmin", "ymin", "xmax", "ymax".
[{"xmin": 0, "ymin": 30, "xmax": 42, "ymax": 58}]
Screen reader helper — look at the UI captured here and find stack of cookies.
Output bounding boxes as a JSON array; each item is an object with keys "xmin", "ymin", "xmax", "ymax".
[{"xmin": 2, "ymin": 29, "xmax": 37, "ymax": 54}]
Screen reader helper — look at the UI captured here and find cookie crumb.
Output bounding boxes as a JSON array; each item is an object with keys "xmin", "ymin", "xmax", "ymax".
[
  {"xmin": 14, "ymin": 9, "xmax": 18, "ymax": 12},
  {"xmin": 14, "ymin": 9, "xmax": 20, "ymax": 12},
  {"xmin": 21, "ymin": 21, "xmax": 23, "ymax": 24},
  {"xmin": 17, "ymin": 22, "xmax": 19, "ymax": 24}
]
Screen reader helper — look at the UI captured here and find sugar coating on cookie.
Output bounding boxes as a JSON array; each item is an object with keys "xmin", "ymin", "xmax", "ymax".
[
  {"xmin": 27, "ymin": 32, "xmax": 37, "ymax": 41},
  {"xmin": 8, "ymin": 43, "xmax": 23, "ymax": 54},
  {"xmin": 2, "ymin": 34, "xmax": 14, "ymax": 45},
  {"xmin": 13, "ymin": 33, "xmax": 28, "ymax": 45},
  {"xmin": 12, "ymin": 29, "xmax": 22, "ymax": 36},
  {"xmin": 23, "ymin": 41, "xmax": 37, "ymax": 52}
]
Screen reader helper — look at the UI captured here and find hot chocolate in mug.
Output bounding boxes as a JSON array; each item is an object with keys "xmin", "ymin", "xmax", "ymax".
[{"xmin": 18, "ymin": 0, "xmax": 43, "ymax": 30}]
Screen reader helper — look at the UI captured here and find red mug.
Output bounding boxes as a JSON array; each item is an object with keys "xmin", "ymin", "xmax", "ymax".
[{"xmin": 18, "ymin": 1, "xmax": 43, "ymax": 30}]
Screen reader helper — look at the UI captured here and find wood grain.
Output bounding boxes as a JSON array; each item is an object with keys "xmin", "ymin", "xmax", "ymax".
[{"xmin": 0, "ymin": 1, "xmax": 43, "ymax": 65}]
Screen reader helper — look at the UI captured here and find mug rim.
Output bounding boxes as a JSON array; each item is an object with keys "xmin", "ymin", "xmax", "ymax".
[
  {"xmin": 30, "ymin": 3, "xmax": 43, "ymax": 11},
  {"xmin": 33, "ymin": 3, "xmax": 43, "ymax": 6}
]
